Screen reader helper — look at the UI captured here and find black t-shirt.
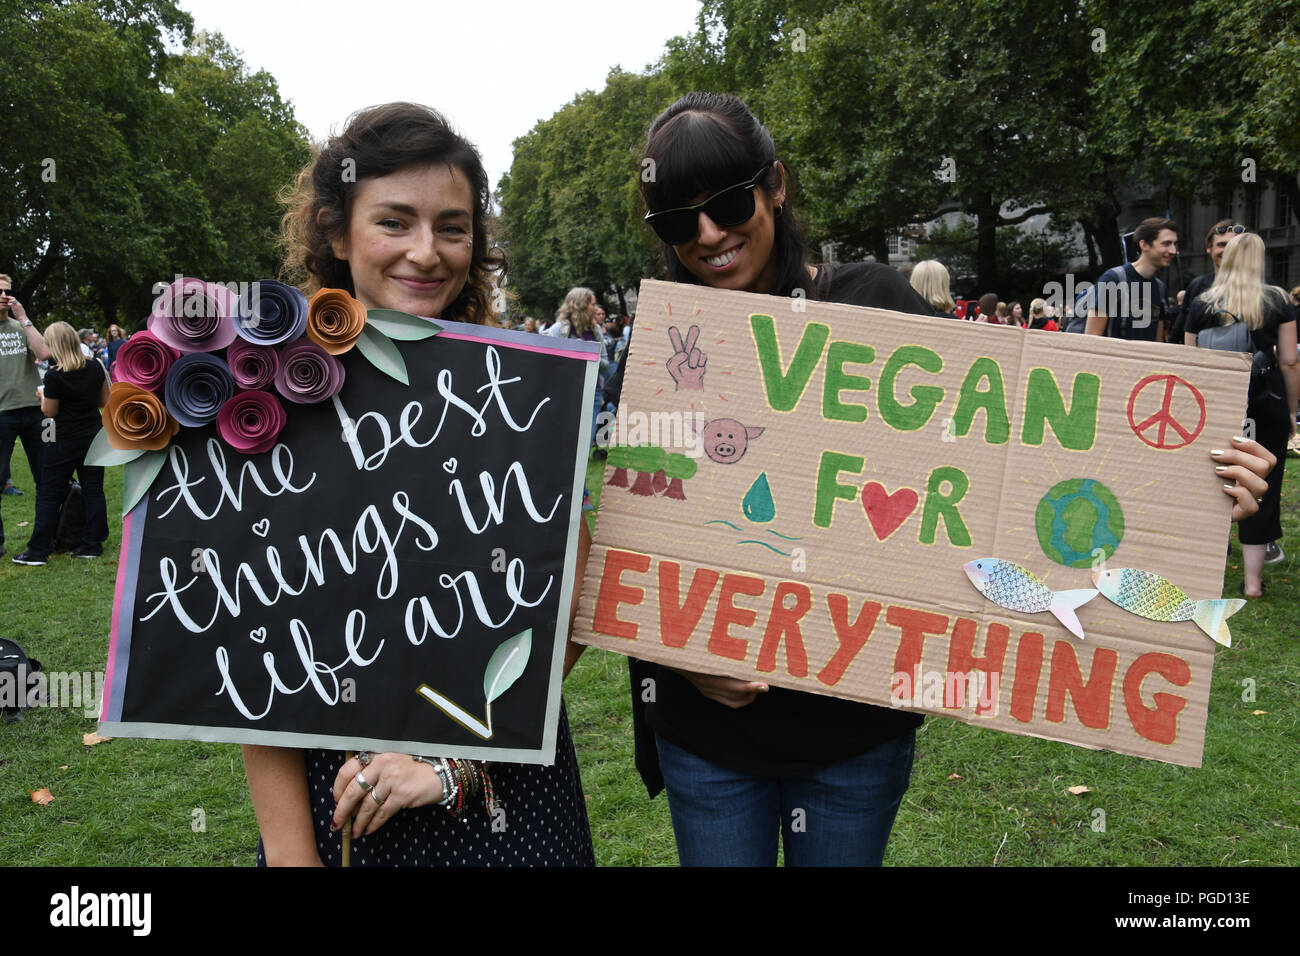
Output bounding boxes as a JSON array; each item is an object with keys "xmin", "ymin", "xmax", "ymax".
[
  {"xmin": 1186, "ymin": 287, "xmax": 1295, "ymax": 356},
  {"xmin": 43, "ymin": 361, "xmax": 106, "ymax": 440},
  {"xmin": 1084, "ymin": 262, "xmax": 1167, "ymax": 341},
  {"xmin": 642, "ymin": 261, "xmax": 929, "ymax": 778}
]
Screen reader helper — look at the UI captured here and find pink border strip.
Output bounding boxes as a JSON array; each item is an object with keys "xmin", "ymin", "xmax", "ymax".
[
  {"xmin": 101, "ymin": 509, "xmax": 133, "ymax": 720},
  {"xmin": 437, "ymin": 330, "xmax": 598, "ymax": 361}
]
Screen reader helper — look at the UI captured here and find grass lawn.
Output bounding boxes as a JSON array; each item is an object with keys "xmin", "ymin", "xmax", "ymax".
[{"xmin": 1, "ymin": 449, "xmax": 1295, "ymax": 866}]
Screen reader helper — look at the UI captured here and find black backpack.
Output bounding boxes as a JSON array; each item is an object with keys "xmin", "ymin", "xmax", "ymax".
[
  {"xmin": 1197, "ymin": 311, "xmax": 1283, "ymax": 404},
  {"xmin": 0, "ymin": 638, "xmax": 44, "ymax": 721}
]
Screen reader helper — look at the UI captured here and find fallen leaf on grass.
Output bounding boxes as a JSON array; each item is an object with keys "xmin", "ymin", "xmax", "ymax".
[
  {"xmin": 82, "ymin": 732, "xmax": 112, "ymax": 747},
  {"xmin": 1067, "ymin": 785, "xmax": 1091, "ymax": 795},
  {"xmin": 947, "ymin": 773, "xmax": 963, "ymax": 781},
  {"xmin": 59, "ymin": 765, "xmax": 69, "ymax": 770},
  {"xmin": 30, "ymin": 788, "xmax": 54, "ymax": 805},
  {"xmin": 17, "ymin": 521, "xmax": 29, "ymax": 527},
  {"xmin": 1251, "ymin": 710, "xmax": 1268, "ymax": 715}
]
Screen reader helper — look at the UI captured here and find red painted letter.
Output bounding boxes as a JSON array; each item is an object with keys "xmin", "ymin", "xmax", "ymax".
[
  {"xmin": 658, "ymin": 562, "xmax": 719, "ymax": 649},
  {"xmin": 1123, "ymin": 652, "xmax": 1191, "ymax": 745},
  {"xmin": 817, "ymin": 594, "xmax": 882, "ymax": 686},
  {"xmin": 945, "ymin": 618, "xmax": 1008, "ymax": 714},
  {"xmin": 591, "ymin": 549, "xmax": 651, "ymax": 640},
  {"xmin": 708, "ymin": 573, "xmax": 766, "ymax": 661},
  {"xmin": 756, "ymin": 581, "xmax": 813, "ymax": 676},
  {"xmin": 1045, "ymin": 640, "xmax": 1117, "ymax": 730},
  {"xmin": 888, "ymin": 605, "xmax": 951, "ymax": 679},
  {"xmin": 1010, "ymin": 631, "xmax": 1044, "ymax": 723}
]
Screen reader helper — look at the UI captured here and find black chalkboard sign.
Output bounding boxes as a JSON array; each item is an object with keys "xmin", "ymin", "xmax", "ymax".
[{"xmin": 100, "ymin": 321, "xmax": 598, "ymax": 764}]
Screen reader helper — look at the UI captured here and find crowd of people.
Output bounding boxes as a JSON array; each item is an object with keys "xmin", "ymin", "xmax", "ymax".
[{"xmin": 0, "ymin": 93, "xmax": 1286, "ymax": 868}]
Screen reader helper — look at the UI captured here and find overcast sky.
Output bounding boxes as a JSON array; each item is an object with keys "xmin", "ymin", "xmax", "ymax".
[{"xmin": 178, "ymin": 0, "xmax": 704, "ymax": 191}]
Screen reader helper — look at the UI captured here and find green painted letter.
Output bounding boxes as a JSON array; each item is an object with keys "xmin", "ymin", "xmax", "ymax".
[
  {"xmin": 951, "ymin": 357, "xmax": 1010, "ymax": 444},
  {"xmin": 919, "ymin": 466, "xmax": 971, "ymax": 547},
  {"xmin": 813, "ymin": 451, "xmax": 864, "ymax": 528},
  {"xmin": 1021, "ymin": 369, "xmax": 1100, "ymax": 451},
  {"xmin": 822, "ymin": 341, "xmax": 876, "ymax": 423},
  {"xmin": 878, "ymin": 345, "xmax": 944, "ymax": 431},
  {"xmin": 750, "ymin": 314, "xmax": 830, "ymax": 412}
]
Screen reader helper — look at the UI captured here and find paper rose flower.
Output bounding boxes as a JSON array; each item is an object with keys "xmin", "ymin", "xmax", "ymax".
[
  {"xmin": 164, "ymin": 353, "xmax": 237, "ymax": 428},
  {"xmin": 226, "ymin": 336, "xmax": 281, "ymax": 390},
  {"xmin": 274, "ymin": 340, "xmax": 346, "ymax": 404},
  {"xmin": 216, "ymin": 390, "xmax": 287, "ymax": 455},
  {"xmin": 102, "ymin": 382, "xmax": 181, "ymax": 451},
  {"xmin": 305, "ymin": 288, "xmax": 367, "ymax": 355},
  {"xmin": 235, "ymin": 279, "xmax": 309, "ymax": 347},
  {"xmin": 112, "ymin": 330, "xmax": 180, "ymax": 392},
  {"xmin": 148, "ymin": 276, "xmax": 239, "ymax": 353}
]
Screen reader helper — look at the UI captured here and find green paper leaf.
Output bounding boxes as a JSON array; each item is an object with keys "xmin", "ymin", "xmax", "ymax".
[
  {"xmin": 121, "ymin": 449, "xmax": 168, "ymax": 515},
  {"xmin": 84, "ymin": 428, "xmax": 146, "ymax": 467},
  {"xmin": 354, "ymin": 323, "xmax": 409, "ymax": 385},
  {"xmin": 365, "ymin": 309, "xmax": 442, "ymax": 340},
  {"xmin": 483, "ymin": 629, "xmax": 532, "ymax": 705}
]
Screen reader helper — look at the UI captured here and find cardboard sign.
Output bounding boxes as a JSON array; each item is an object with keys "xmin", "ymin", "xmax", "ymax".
[
  {"xmin": 574, "ymin": 279, "xmax": 1253, "ymax": 767},
  {"xmin": 100, "ymin": 321, "xmax": 598, "ymax": 764}
]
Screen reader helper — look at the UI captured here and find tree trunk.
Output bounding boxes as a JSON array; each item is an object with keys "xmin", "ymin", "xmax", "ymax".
[
  {"xmin": 629, "ymin": 471, "xmax": 655, "ymax": 496},
  {"xmin": 651, "ymin": 469, "xmax": 668, "ymax": 495},
  {"xmin": 869, "ymin": 226, "xmax": 889, "ymax": 266},
  {"xmin": 17, "ymin": 239, "xmax": 64, "ymax": 303},
  {"xmin": 608, "ymin": 468, "xmax": 629, "ymax": 487},
  {"xmin": 664, "ymin": 478, "xmax": 686, "ymax": 500},
  {"xmin": 616, "ymin": 288, "xmax": 628, "ymax": 317},
  {"xmin": 973, "ymin": 196, "xmax": 999, "ymax": 291}
]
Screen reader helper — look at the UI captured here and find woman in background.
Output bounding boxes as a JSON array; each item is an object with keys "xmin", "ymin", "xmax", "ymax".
[
  {"xmin": 909, "ymin": 260, "xmax": 957, "ymax": 317},
  {"xmin": 10, "ymin": 322, "xmax": 109, "ymax": 565},
  {"xmin": 1185, "ymin": 232, "xmax": 1298, "ymax": 598}
]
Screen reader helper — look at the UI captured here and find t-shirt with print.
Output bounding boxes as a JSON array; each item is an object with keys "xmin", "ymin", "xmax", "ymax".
[
  {"xmin": 1082, "ymin": 262, "xmax": 1168, "ymax": 341},
  {"xmin": 0, "ymin": 317, "xmax": 44, "ymax": 413}
]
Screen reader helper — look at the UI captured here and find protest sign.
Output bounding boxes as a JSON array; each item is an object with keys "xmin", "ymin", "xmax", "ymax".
[
  {"xmin": 574, "ymin": 279, "xmax": 1252, "ymax": 767},
  {"xmin": 100, "ymin": 319, "xmax": 598, "ymax": 764}
]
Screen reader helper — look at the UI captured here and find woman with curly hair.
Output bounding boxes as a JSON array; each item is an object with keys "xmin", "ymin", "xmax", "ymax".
[{"xmin": 250, "ymin": 102, "xmax": 594, "ymax": 867}]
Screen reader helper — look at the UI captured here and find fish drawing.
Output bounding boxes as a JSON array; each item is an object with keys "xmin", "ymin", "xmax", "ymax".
[
  {"xmin": 963, "ymin": 558, "xmax": 1098, "ymax": 640},
  {"xmin": 1092, "ymin": 568, "xmax": 1245, "ymax": 648}
]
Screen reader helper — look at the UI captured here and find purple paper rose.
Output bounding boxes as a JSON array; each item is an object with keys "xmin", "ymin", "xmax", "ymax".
[
  {"xmin": 112, "ymin": 330, "xmax": 180, "ymax": 392},
  {"xmin": 274, "ymin": 340, "xmax": 345, "ymax": 404},
  {"xmin": 164, "ymin": 352, "xmax": 237, "ymax": 428},
  {"xmin": 216, "ymin": 390, "xmax": 287, "ymax": 455},
  {"xmin": 226, "ymin": 336, "xmax": 281, "ymax": 390},
  {"xmin": 235, "ymin": 279, "xmax": 309, "ymax": 347},
  {"xmin": 149, "ymin": 276, "xmax": 240, "ymax": 353}
]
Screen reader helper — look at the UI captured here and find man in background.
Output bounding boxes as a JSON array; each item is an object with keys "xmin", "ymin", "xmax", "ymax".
[
  {"xmin": 1084, "ymin": 218, "xmax": 1177, "ymax": 342},
  {"xmin": 0, "ymin": 274, "xmax": 52, "ymax": 558}
]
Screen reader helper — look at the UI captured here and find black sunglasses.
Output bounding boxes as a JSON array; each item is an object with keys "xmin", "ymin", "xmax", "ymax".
[
  {"xmin": 644, "ymin": 165, "xmax": 773, "ymax": 245},
  {"xmin": 1214, "ymin": 224, "xmax": 1246, "ymax": 235}
]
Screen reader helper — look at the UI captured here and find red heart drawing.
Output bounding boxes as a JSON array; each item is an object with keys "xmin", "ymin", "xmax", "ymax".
[{"xmin": 860, "ymin": 482, "xmax": 919, "ymax": 541}]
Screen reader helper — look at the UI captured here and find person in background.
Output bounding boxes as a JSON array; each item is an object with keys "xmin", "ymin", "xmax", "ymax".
[
  {"xmin": 909, "ymin": 260, "xmax": 957, "ymax": 317},
  {"xmin": 10, "ymin": 322, "xmax": 109, "ymax": 565},
  {"xmin": 523, "ymin": 316, "xmax": 539, "ymax": 334},
  {"xmin": 1179, "ymin": 221, "xmax": 1245, "ymax": 344},
  {"xmin": 1028, "ymin": 298, "xmax": 1058, "ymax": 331},
  {"xmin": 1185, "ymin": 232, "xmax": 1298, "ymax": 596},
  {"xmin": 1084, "ymin": 217, "xmax": 1176, "ymax": 342},
  {"xmin": 977, "ymin": 292, "xmax": 1000, "ymax": 324},
  {"xmin": 1009, "ymin": 301, "xmax": 1025, "ymax": 327},
  {"xmin": 105, "ymin": 324, "xmax": 127, "ymax": 379},
  {"xmin": 0, "ymin": 275, "xmax": 51, "ymax": 554}
]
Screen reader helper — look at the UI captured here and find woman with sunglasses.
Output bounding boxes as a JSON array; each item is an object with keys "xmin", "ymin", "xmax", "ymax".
[{"xmin": 630, "ymin": 91, "xmax": 1277, "ymax": 867}]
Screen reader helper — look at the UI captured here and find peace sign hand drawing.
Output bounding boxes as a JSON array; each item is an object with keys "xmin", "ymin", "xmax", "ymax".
[{"xmin": 667, "ymin": 324, "xmax": 707, "ymax": 390}]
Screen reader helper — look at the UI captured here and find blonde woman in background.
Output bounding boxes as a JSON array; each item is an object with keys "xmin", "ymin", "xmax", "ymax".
[
  {"xmin": 1028, "ymin": 298, "xmax": 1058, "ymax": 331},
  {"xmin": 1185, "ymin": 232, "xmax": 1299, "ymax": 598},
  {"xmin": 10, "ymin": 322, "xmax": 110, "ymax": 565},
  {"xmin": 909, "ymin": 260, "xmax": 956, "ymax": 317}
]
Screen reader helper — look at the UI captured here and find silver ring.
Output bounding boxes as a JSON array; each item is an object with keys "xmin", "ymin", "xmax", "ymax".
[
  {"xmin": 356, "ymin": 771, "xmax": 374, "ymax": 793},
  {"xmin": 357, "ymin": 751, "xmax": 372, "ymax": 767},
  {"xmin": 370, "ymin": 789, "xmax": 386, "ymax": 806}
]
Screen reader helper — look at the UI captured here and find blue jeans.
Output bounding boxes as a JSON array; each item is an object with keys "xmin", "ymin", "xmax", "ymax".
[{"xmin": 655, "ymin": 731, "xmax": 915, "ymax": 866}]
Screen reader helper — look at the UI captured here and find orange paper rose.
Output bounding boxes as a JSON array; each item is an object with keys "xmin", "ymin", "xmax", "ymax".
[
  {"xmin": 305, "ymin": 288, "xmax": 367, "ymax": 355},
  {"xmin": 102, "ymin": 382, "xmax": 181, "ymax": 451}
]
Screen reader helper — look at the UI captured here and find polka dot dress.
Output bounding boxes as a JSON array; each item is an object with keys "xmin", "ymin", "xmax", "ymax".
[{"xmin": 257, "ymin": 703, "xmax": 594, "ymax": 867}]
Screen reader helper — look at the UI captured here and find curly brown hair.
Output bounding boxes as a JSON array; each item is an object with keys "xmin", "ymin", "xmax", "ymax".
[{"xmin": 280, "ymin": 102, "xmax": 504, "ymax": 325}]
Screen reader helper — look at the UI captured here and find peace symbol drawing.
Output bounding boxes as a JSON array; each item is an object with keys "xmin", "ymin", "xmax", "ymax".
[{"xmin": 1125, "ymin": 374, "xmax": 1207, "ymax": 450}]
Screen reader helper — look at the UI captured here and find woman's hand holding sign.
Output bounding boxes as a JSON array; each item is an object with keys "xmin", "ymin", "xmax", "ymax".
[
  {"xmin": 1213, "ymin": 435, "xmax": 1275, "ymax": 521},
  {"xmin": 332, "ymin": 751, "xmax": 443, "ymax": 838}
]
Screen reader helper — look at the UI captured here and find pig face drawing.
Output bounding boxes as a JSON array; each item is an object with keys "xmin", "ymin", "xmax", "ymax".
[{"xmin": 693, "ymin": 418, "xmax": 764, "ymax": 464}]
